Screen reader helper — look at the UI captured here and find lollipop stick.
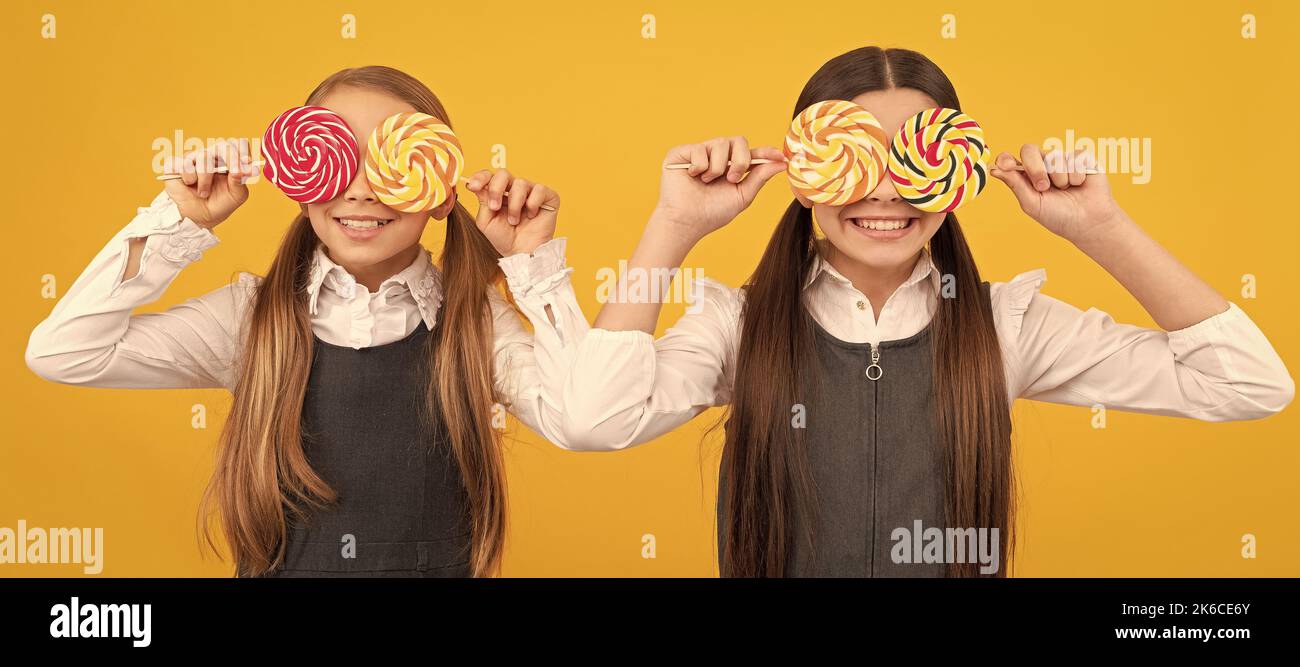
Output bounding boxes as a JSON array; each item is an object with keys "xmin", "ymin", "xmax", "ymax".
[
  {"xmin": 663, "ymin": 158, "xmax": 782, "ymax": 170},
  {"xmin": 155, "ymin": 167, "xmax": 557, "ymax": 212},
  {"xmin": 992, "ymin": 162, "xmax": 1102, "ymax": 175},
  {"xmin": 459, "ymin": 177, "xmax": 557, "ymax": 212},
  {"xmin": 156, "ymin": 161, "xmax": 267, "ymax": 181},
  {"xmin": 986, "ymin": 149, "xmax": 1102, "ymax": 175}
]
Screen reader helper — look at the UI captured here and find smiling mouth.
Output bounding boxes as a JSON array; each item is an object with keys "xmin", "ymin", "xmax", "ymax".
[
  {"xmin": 847, "ymin": 217, "xmax": 917, "ymax": 231},
  {"xmin": 334, "ymin": 217, "xmax": 395, "ymax": 230}
]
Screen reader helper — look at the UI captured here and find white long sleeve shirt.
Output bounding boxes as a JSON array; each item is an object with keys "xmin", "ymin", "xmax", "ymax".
[
  {"xmin": 25, "ymin": 192, "xmax": 1295, "ymax": 454},
  {"xmin": 550, "ymin": 239, "xmax": 1294, "ymax": 451},
  {"xmin": 24, "ymin": 190, "xmax": 587, "ymax": 447}
]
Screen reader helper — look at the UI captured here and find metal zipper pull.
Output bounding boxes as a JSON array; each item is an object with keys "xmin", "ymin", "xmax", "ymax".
[{"xmin": 865, "ymin": 343, "xmax": 882, "ymax": 381}]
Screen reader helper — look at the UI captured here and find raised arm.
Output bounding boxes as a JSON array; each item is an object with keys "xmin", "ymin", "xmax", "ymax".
[
  {"xmin": 491, "ymin": 237, "xmax": 591, "ymax": 447},
  {"xmin": 460, "ymin": 168, "xmax": 591, "ymax": 447},
  {"xmin": 989, "ymin": 146, "xmax": 1293, "ymax": 419},
  {"xmin": 548, "ymin": 138, "xmax": 787, "ymax": 450},
  {"xmin": 26, "ymin": 142, "xmax": 259, "ymax": 390}
]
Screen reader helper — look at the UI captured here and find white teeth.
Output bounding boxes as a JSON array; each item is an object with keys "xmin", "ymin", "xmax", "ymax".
[
  {"xmin": 852, "ymin": 219, "xmax": 912, "ymax": 231},
  {"xmin": 337, "ymin": 218, "xmax": 391, "ymax": 229}
]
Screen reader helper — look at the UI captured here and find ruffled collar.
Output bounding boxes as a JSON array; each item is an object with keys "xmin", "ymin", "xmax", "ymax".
[{"xmin": 304, "ymin": 242, "xmax": 442, "ymax": 330}]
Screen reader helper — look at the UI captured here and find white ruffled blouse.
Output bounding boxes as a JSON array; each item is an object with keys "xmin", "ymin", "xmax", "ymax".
[
  {"xmin": 551, "ymin": 239, "xmax": 1294, "ymax": 450},
  {"xmin": 24, "ymin": 192, "xmax": 1294, "ymax": 453},
  {"xmin": 24, "ymin": 190, "xmax": 585, "ymax": 447}
]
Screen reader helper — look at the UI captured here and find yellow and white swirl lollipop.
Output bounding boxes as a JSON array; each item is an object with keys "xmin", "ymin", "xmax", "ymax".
[
  {"xmin": 887, "ymin": 107, "xmax": 988, "ymax": 213},
  {"xmin": 783, "ymin": 100, "xmax": 889, "ymax": 206},
  {"xmin": 365, "ymin": 112, "xmax": 464, "ymax": 213}
]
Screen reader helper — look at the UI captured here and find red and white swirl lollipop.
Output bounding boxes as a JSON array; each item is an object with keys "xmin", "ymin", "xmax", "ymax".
[{"xmin": 260, "ymin": 106, "xmax": 359, "ymax": 204}]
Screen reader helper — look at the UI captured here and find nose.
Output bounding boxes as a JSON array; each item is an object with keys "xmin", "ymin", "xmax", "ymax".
[
  {"xmin": 342, "ymin": 159, "xmax": 377, "ymax": 204},
  {"xmin": 865, "ymin": 167, "xmax": 902, "ymax": 204}
]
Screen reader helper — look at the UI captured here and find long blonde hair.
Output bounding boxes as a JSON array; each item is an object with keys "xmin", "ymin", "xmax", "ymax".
[{"xmin": 198, "ymin": 66, "xmax": 508, "ymax": 577}]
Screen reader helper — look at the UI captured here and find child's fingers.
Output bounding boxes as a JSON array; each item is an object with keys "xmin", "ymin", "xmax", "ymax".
[
  {"xmin": 523, "ymin": 183, "xmax": 553, "ymax": 219},
  {"xmin": 220, "ymin": 140, "xmax": 238, "ymax": 184},
  {"xmin": 1045, "ymin": 149, "xmax": 1071, "ymax": 189},
  {"xmin": 486, "ymin": 169, "xmax": 512, "ymax": 211},
  {"xmin": 162, "ymin": 156, "xmax": 180, "ymax": 181},
  {"xmin": 180, "ymin": 152, "xmax": 199, "ymax": 187},
  {"xmin": 506, "ymin": 177, "xmax": 529, "ymax": 224},
  {"xmin": 750, "ymin": 145, "xmax": 788, "ymax": 164},
  {"xmin": 1020, "ymin": 144, "xmax": 1049, "ymax": 192},
  {"xmin": 222, "ymin": 140, "xmax": 248, "ymax": 195},
  {"xmin": 465, "ymin": 169, "xmax": 492, "ymax": 194},
  {"xmin": 196, "ymin": 150, "xmax": 216, "ymax": 198},
  {"xmin": 687, "ymin": 144, "xmax": 709, "ymax": 178},
  {"xmin": 726, "ymin": 137, "xmax": 752, "ymax": 183},
  {"xmin": 162, "ymin": 157, "xmax": 192, "ymax": 200},
  {"xmin": 989, "ymin": 151, "xmax": 1038, "ymax": 205},
  {"xmin": 662, "ymin": 144, "xmax": 692, "ymax": 171},
  {"xmin": 1068, "ymin": 150, "xmax": 1088, "ymax": 187},
  {"xmin": 703, "ymin": 138, "xmax": 730, "ymax": 183},
  {"xmin": 737, "ymin": 158, "xmax": 787, "ymax": 203},
  {"xmin": 239, "ymin": 138, "xmax": 252, "ymax": 178},
  {"xmin": 736, "ymin": 144, "xmax": 789, "ymax": 198}
]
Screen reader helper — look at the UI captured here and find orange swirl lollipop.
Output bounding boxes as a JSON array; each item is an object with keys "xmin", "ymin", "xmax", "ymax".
[
  {"xmin": 783, "ymin": 100, "xmax": 889, "ymax": 206},
  {"xmin": 365, "ymin": 112, "xmax": 464, "ymax": 213}
]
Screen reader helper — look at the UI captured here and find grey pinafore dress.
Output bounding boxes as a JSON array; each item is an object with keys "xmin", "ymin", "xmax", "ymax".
[
  {"xmin": 257, "ymin": 320, "xmax": 473, "ymax": 577},
  {"xmin": 719, "ymin": 281, "xmax": 991, "ymax": 577}
]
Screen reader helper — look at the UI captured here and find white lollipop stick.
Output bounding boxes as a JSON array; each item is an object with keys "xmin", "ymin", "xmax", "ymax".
[
  {"xmin": 157, "ymin": 161, "xmax": 266, "ymax": 181},
  {"xmin": 663, "ymin": 158, "xmax": 782, "ymax": 170}
]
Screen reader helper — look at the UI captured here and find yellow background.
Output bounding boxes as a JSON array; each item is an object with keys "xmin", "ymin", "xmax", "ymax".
[{"xmin": 2, "ymin": 0, "xmax": 1297, "ymax": 577}]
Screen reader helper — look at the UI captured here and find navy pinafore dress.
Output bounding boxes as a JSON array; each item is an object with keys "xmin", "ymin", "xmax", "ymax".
[
  {"xmin": 719, "ymin": 281, "xmax": 994, "ymax": 577},
  {"xmin": 256, "ymin": 320, "xmax": 473, "ymax": 577}
]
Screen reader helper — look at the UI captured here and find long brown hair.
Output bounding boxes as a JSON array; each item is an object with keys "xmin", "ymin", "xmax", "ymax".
[
  {"xmin": 198, "ymin": 66, "xmax": 508, "ymax": 577},
  {"xmin": 719, "ymin": 47, "xmax": 1015, "ymax": 577}
]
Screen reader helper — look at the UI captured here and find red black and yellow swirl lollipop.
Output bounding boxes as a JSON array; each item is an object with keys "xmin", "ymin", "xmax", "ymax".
[{"xmin": 887, "ymin": 108, "xmax": 988, "ymax": 213}]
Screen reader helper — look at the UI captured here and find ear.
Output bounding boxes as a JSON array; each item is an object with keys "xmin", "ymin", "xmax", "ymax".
[
  {"xmin": 430, "ymin": 191, "xmax": 458, "ymax": 221},
  {"xmin": 790, "ymin": 185, "xmax": 814, "ymax": 208}
]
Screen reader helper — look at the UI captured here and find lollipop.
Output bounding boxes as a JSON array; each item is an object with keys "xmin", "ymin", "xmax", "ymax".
[
  {"xmin": 365, "ymin": 112, "xmax": 464, "ymax": 213},
  {"xmin": 260, "ymin": 106, "xmax": 360, "ymax": 204},
  {"xmin": 783, "ymin": 100, "xmax": 888, "ymax": 206},
  {"xmin": 887, "ymin": 108, "xmax": 988, "ymax": 213}
]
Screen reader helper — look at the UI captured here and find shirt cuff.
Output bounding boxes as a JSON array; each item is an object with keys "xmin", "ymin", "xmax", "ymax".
[
  {"xmin": 123, "ymin": 190, "xmax": 221, "ymax": 266},
  {"xmin": 498, "ymin": 237, "xmax": 571, "ymax": 297},
  {"xmin": 1166, "ymin": 301, "xmax": 1243, "ymax": 350},
  {"xmin": 585, "ymin": 327, "xmax": 655, "ymax": 346}
]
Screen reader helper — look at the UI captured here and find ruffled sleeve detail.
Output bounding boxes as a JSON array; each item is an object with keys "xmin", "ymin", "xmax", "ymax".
[
  {"xmin": 122, "ymin": 190, "xmax": 220, "ymax": 268},
  {"xmin": 498, "ymin": 237, "xmax": 572, "ymax": 298},
  {"xmin": 992, "ymin": 267, "xmax": 1048, "ymax": 342}
]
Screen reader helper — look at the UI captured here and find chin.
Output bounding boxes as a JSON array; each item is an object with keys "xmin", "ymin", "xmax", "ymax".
[
  {"xmin": 837, "ymin": 243, "xmax": 920, "ymax": 269},
  {"xmin": 323, "ymin": 239, "xmax": 405, "ymax": 264}
]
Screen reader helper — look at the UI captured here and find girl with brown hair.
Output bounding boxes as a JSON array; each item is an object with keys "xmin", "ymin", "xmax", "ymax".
[
  {"xmin": 555, "ymin": 47, "xmax": 1294, "ymax": 577},
  {"xmin": 26, "ymin": 66, "xmax": 583, "ymax": 577}
]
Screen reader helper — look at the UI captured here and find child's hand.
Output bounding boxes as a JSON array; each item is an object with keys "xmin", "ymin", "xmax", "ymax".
[
  {"xmin": 990, "ymin": 145, "xmax": 1125, "ymax": 244},
  {"xmin": 162, "ymin": 139, "xmax": 254, "ymax": 229},
  {"xmin": 653, "ymin": 137, "xmax": 787, "ymax": 244},
  {"xmin": 465, "ymin": 169, "xmax": 560, "ymax": 257}
]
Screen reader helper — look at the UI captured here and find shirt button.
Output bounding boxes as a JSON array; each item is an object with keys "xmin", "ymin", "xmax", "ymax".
[{"xmin": 856, "ymin": 300, "xmax": 866, "ymax": 311}]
